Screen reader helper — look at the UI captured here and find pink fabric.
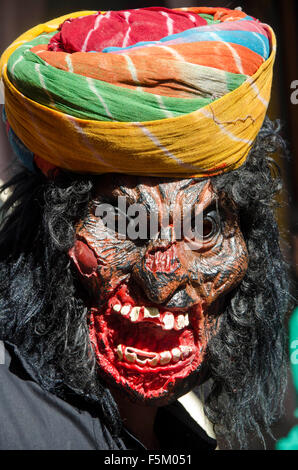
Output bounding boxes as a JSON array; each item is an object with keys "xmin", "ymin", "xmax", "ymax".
[
  {"xmin": 191, "ymin": 19, "xmax": 271, "ymax": 37},
  {"xmin": 49, "ymin": 7, "xmax": 207, "ymax": 53}
]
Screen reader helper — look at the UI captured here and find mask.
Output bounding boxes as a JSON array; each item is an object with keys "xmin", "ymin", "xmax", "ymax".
[{"xmin": 69, "ymin": 174, "xmax": 248, "ymax": 404}]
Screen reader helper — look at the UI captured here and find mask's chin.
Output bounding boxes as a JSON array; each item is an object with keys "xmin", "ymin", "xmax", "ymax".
[{"xmin": 88, "ymin": 283, "xmax": 210, "ymax": 404}]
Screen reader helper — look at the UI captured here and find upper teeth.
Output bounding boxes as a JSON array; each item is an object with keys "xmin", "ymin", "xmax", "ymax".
[
  {"xmin": 162, "ymin": 313, "xmax": 189, "ymax": 331},
  {"xmin": 143, "ymin": 307, "xmax": 160, "ymax": 318},
  {"xmin": 121, "ymin": 305, "xmax": 131, "ymax": 316},
  {"xmin": 163, "ymin": 313, "xmax": 175, "ymax": 330},
  {"xmin": 177, "ymin": 315, "xmax": 185, "ymax": 330},
  {"xmin": 130, "ymin": 307, "xmax": 141, "ymax": 322},
  {"xmin": 112, "ymin": 303, "xmax": 189, "ymax": 331}
]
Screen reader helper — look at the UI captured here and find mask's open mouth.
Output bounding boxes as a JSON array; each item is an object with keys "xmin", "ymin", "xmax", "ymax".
[
  {"xmin": 89, "ymin": 284, "xmax": 207, "ymax": 399},
  {"xmin": 110, "ymin": 302, "xmax": 197, "ymax": 370}
]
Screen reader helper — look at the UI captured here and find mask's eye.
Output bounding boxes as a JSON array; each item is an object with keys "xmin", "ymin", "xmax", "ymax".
[
  {"xmin": 188, "ymin": 204, "xmax": 221, "ymax": 250},
  {"xmin": 202, "ymin": 210, "xmax": 220, "ymax": 240}
]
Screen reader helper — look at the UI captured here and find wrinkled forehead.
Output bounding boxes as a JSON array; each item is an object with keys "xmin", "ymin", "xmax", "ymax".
[{"xmin": 93, "ymin": 174, "xmax": 215, "ymax": 207}]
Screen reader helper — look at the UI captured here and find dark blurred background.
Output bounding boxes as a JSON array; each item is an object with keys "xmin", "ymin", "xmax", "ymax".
[{"xmin": 0, "ymin": 0, "xmax": 297, "ymax": 450}]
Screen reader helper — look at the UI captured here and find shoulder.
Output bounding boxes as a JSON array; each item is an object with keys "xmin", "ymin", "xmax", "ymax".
[{"xmin": 0, "ymin": 342, "xmax": 109, "ymax": 450}]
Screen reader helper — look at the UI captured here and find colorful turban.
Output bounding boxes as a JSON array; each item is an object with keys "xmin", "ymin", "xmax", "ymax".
[{"xmin": 0, "ymin": 6, "xmax": 276, "ymax": 178}]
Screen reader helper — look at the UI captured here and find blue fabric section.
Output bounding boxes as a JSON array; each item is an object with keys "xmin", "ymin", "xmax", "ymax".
[
  {"xmin": 1, "ymin": 106, "xmax": 7, "ymax": 124},
  {"xmin": 102, "ymin": 27, "xmax": 269, "ymax": 59},
  {"xmin": 2, "ymin": 106, "xmax": 36, "ymax": 173},
  {"xmin": 8, "ymin": 129, "xmax": 35, "ymax": 172},
  {"xmin": 241, "ymin": 16, "xmax": 255, "ymax": 21}
]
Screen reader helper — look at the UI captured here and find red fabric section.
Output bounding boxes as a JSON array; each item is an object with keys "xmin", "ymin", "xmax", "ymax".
[
  {"xmin": 49, "ymin": 7, "xmax": 207, "ymax": 53},
  {"xmin": 34, "ymin": 155, "xmax": 60, "ymax": 178}
]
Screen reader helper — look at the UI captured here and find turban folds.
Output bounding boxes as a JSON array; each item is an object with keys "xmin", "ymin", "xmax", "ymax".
[{"xmin": 0, "ymin": 6, "xmax": 276, "ymax": 177}]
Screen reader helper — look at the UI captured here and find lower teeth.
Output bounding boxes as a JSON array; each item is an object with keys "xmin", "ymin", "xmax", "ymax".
[{"xmin": 116, "ymin": 344, "xmax": 192, "ymax": 367}]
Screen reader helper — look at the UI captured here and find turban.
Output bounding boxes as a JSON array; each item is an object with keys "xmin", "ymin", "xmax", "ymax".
[{"xmin": 0, "ymin": 6, "xmax": 276, "ymax": 178}]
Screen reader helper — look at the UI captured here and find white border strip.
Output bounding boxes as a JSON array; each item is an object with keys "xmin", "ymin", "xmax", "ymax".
[{"xmin": 0, "ymin": 341, "xmax": 4, "ymax": 364}]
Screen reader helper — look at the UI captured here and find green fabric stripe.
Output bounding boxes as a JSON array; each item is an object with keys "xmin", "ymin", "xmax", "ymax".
[
  {"xmin": 8, "ymin": 49, "xmax": 212, "ymax": 122},
  {"xmin": 198, "ymin": 14, "xmax": 221, "ymax": 25},
  {"xmin": 8, "ymin": 34, "xmax": 247, "ymax": 123},
  {"xmin": 226, "ymin": 71, "xmax": 247, "ymax": 92}
]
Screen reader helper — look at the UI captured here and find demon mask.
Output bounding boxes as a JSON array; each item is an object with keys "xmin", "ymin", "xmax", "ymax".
[{"xmin": 69, "ymin": 174, "xmax": 248, "ymax": 404}]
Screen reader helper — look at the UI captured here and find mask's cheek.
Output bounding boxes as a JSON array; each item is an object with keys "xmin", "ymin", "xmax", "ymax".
[
  {"xmin": 198, "ymin": 233, "xmax": 248, "ymax": 307},
  {"xmin": 68, "ymin": 238, "xmax": 102, "ymax": 296},
  {"xmin": 69, "ymin": 239, "xmax": 98, "ymax": 276},
  {"xmin": 68, "ymin": 231, "xmax": 141, "ymax": 305}
]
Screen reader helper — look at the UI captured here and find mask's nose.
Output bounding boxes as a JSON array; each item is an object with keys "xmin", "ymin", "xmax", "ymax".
[
  {"xmin": 144, "ymin": 243, "xmax": 179, "ymax": 274},
  {"xmin": 132, "ymin": 228, "xmax": 197, "ymax": 307}
]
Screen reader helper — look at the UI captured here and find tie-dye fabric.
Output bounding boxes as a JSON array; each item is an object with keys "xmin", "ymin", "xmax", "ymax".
[
  {"xmin": 0, "ymin": 6, "xmax": 276, "ymax": 178},
  {"xmin": 48, "ymin": 7, "xmax": 208, "ymax": 53},
  {"xmin": 6, "ymin": 7, "xmax": 269, "ymax": 123}
]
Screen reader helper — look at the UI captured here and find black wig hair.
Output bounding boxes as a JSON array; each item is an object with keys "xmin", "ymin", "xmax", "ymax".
[{"xmin": 0, "ymin": 116, "xmax": 291, "ymax": 449}]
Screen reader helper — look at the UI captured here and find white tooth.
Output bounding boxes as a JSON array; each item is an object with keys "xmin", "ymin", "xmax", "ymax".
[
  {"xmin": 130, "ymin": 307, "xmax": 141, "ymax": 322},
  {"xmin": 121, "ymin": 305, "xmax": 131, "ymax": 315},
  {"xmin": 148, "ymin": 357, "xmax": 158, "ymax": 367},
  {"xmin": 159, "ymin": 351, "xmax": 171, "ymax": 365},
  {"xmin": 176, "ymin": 314, "xmax": 185, "ymax": 330},
  {"xmin": 144, "ymin": 307, "xmax": 160, "ymax": 318},
  {"xmin": 180, "ymin": 345, "xmax": 190, "ymax": 359},
  {"xmin": 163, "ymin": 313, "xmax": 174, "ymax": 330},
  {"xmin": 116, "ymin": 344, "xmax": 123, "ymax": 360},
  {"xmin": 135, "ymin": 358, "xmax": 147, "ymax": 367},
  {"xmin": 124, "ymin": 348, "xmax": 136, "ymax": 363},
  {"xmin": 184, "ymin": 314, "xmax": 189, "ymax": 326},
  {"xmin": 143, "ymin": 307, "xmax": 149, "ymax": 317},
  {"xmin": 171, "ymin": 348, "xmax": 181, "ymax": 362},
  {"xmin": 113, "ymin": 304, "xmax": 122, "ymax": 312}
]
